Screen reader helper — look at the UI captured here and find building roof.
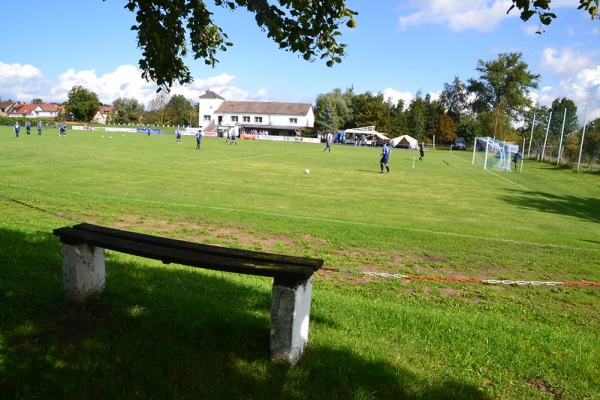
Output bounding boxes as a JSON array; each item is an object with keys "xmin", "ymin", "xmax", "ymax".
[
  {"xmin": 9, "ymin": 103, "xmax": 60, "ymax": 116},
  {"xmin": 215, "ymin": 101, "xmax": 312, "ymax": 116},
  {"xmin": 0, "ymin": 100, "xmax": 16, "ymax": 111},
  {"xmin": 39, "ymin": 103, "xmax": 59, "ymax": 112},
  {"xmin": 199, "ymin": 90, "xmax": 225, "ymax": 100},
  {"xmin": 97, "ymin": 106, "xmax": 113, "ymax": 114},
  {"xmin": 9, "ymin": 104, "xmax": 40, "ymax": 115}
]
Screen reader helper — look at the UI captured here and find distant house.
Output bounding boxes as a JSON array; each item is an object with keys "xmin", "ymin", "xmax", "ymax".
[
  {"xmin": 8, "ymin": 103, "xmax": 60, "ymax": 119},
  {"xmin": 0, "ymin": 100, "xmax": 16, "ymax": 116},
  {"xmin": 93, "ymin": 106, "xmax": 113, "ymax": 124},
  {"xmin": 198, "ymin": 90, "xmax": 314, "ymax": 137}
]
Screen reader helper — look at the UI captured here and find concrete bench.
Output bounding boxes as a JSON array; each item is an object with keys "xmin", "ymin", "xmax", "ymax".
[{"xmin": 53, "ymin": 223, "xmax": 323, "ymax": 365}]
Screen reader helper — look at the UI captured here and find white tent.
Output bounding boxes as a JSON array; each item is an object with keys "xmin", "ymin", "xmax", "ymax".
[
  {"xmin": 391, "ymin": 135, "xmax": 418, "ymax": 149},
  {"xmin": 344, "ymin": 126, "xmax": 390, "ymax": 145}
]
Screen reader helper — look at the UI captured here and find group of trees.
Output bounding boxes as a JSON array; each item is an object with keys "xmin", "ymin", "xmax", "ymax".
[
  {"xmin": 314, "ymin": 51, "xmax": 600, "ymax": 169},
  {"xmin": 64, "ymin": 85, "xmax": 198, "ymax": 127},
  {"xmin": 315, "ymin": 52, "xmax": 540, "ymax": 144}
]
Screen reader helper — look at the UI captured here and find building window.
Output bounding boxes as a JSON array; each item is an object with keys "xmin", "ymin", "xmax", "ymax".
[
  {"xmin": 243, "ymin": 116, "xmax": 250, "ymax": 122},
  {"xmin": 231, "ymin": 116, "xmax": 238, "ymax": 122},
  {"xmin": 203, "ymin": 115, "xmax": 211, "ymax": 121},
  {"xmin": 289, "ymin": 118, "xmax": 297, "ymax": 124},
  {"xmin": 255, "ymin": 116, "xmax": 263, "ymax": 123}
]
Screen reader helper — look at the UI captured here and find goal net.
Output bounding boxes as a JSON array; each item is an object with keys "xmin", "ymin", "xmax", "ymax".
[{"xmin": 472, "ymin": 137, "xmax": 519, "ymax": 171}]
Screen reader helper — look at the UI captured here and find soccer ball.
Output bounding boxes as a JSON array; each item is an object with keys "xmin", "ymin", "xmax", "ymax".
[{"xmin": 305, "ymin": 169, "xmax": 310, "ymax": 174}]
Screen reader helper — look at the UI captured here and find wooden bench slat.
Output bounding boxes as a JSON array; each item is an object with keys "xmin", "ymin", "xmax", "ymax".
[
  {"xmin": 53, "ymin": 224, "xmax": 322, "ymax": 280},
  {"xmin": 72, "ymin": 223, "xmax": 322, "ymax": 268}
]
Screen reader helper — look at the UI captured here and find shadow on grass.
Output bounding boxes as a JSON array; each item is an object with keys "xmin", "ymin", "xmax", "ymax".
[
  {"xmin": 500, "ymin": 189, "xmax": 600, "ymax": 224},
  {"xmin": 0, "ymin": 227, "xmax": 489, "ymax": 400}
]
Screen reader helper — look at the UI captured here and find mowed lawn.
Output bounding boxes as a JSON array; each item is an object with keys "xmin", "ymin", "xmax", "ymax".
[{"xmin": 1, "ymin": 126, "xmax": 599, "ymax": 399}]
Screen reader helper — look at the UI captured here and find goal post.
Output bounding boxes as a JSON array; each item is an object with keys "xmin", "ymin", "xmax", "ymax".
[{"xmin": 472, "ymin": 137, "xmax": 519, "ymax": 172}]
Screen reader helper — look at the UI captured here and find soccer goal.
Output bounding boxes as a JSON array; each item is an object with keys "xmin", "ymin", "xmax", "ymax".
[{"xmin": 472, "ymin": 137, "xmax": 519, "ymax": 171}]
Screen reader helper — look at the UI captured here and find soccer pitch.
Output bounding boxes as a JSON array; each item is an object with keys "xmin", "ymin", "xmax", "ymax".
[
  {"xmin": 1, "ymin": 127, "xmax": 599, "ymax": 399},
  {"xmin": 1, "ymin": 128, "xmax": 597, "ymax": 279}
]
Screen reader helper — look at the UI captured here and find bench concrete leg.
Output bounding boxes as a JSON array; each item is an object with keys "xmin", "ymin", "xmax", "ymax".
[
  {"xmin": 270, "ymin": 277, "xmax": 313, "ymax": 365},
  {"xmin": 61, "ymin": 243, "xmax": 106, "ymax": 302}
]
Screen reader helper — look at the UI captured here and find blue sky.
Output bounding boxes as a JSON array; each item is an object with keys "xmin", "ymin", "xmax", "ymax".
[{"xmin": 1, "ymin": 0, "xmax": 599, "ymax": 122}]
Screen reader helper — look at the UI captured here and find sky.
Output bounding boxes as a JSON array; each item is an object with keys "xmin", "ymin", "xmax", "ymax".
[{"xmin": 1, "ymin": 0, "xmax": 599, "ymax": 123}]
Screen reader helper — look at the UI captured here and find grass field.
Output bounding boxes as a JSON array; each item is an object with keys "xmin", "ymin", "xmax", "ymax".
[{"xmin": 1, "ymin": 125, "xmax": 599, "ymax": 399}]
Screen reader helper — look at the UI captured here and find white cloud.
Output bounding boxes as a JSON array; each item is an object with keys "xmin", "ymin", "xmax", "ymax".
[
  {"xmin": 540, "ymin": 47, "xmax": 596, "ymax": 77},
  {"xmin": 536, "ymin": 65, "xmax": 600, "ymax": 123},
  {"xmin": 0, "ymin": 62, "xmax": 53, "ymax": 101},
  {"xmin": 535, "ymin": 46, "xmax": 600, "ymax": 122},
  {"xmin": 398, "ymin": 0, "xmax": 516, "ymax": 32},
  {"xmin": 382, "ymin": 87, "xmax": 413, "ymax": 109},
  {"xmin": 1, "ymin": 62, "xmax": 268, "ymax": 108},
  {"xmin": 0, "ymin": 62, "xmax": 42, "ymax": 80}
]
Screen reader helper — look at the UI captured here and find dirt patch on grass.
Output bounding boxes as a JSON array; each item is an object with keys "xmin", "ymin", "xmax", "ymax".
[
  {"xmin": 100, "ymin": 217, "xmax": 326, "ymax": 255},
  {"xmin": 87, "ymin": 217, "xmax": 510, "ymax": 286}
]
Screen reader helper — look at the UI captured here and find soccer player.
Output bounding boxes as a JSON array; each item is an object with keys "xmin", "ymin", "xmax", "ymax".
[
  {"xmin": 196, "ymin": 132, "xmax": 202, "ymax": 149},
  {"xmin": 37, "ymin": 121, "xmax": 42, "ymax": 135},
  {"xmin": 14, "ymin": 122, "xmax": 20, "ymax": 138},
  {"xmin": 380, "ymin": 142, "xmax": 391, "ymax": 174},
  {"xmin": 25, "ymin": 121, "xmax": 31, "ymax": 135},
  {"xmin": 419, "ymin": 143, "xmax": 425, "ymax": 161},
  {"xmin": 322, "ymin": 133, "xmax": 332, "ymax": 152},
  {"xmin": 513, "ymin": 152, "xmax": 522, "ymax": 170},
  {"xmin": 175, "ymin": 128, "xmax": 182, "ymax": 144}
]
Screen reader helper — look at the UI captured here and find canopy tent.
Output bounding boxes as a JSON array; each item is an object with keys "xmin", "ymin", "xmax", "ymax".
[
  {"xmin": 343, "ymin": 126, "xmax": 390, "ymax": 145},
  {"xmin": 391, "ymin": 135, "xmax": 418, "ymax": 149}
]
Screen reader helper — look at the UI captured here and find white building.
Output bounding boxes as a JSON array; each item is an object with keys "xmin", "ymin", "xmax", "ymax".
[
  {"xmin": 8, "ymin": 103, "xmax": 60, "ymax": 119},
  {"xmin": 198, "ymin": 90, "xmax": 314, "ymax": 137}
]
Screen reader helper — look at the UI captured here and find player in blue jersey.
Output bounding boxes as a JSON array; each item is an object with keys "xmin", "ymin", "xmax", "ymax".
[
  {"xmin": 513, "ymin": 152, "xmax": 522, "ymax": 170},
  {"xmin": 322, "ymin": 133, "xmax": 332, "ymax": 152},
  {"xmin": 380, "ymin": 142, "xmax": 391, "ymax": 174},
  {"xmin": 37, "ymin": 121, "xmax": 42, "ymax": 135},
  {"xmin": 14, "ymin": 122, "xmax": 20, "ymax": 138}
]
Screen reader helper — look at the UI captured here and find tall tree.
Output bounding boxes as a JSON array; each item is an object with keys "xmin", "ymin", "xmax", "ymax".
[
  {"xmin": 315, "ymin": 87, "xmax": 354, "ymax": 129},
  {"xmin": 315, "ymin": 100, "xmax": 339, "ymax": 137},
  {"xmin": 164, "ymin": 95, "xmax": 194, "ymax": 126},
  {"xmin": 440, "ymin": 76, "xmax": 469, "ymax": 123},
  {"xmin": 148, "ymin": 92, "xmax": 171, "ymax": 125},
  {"xmin": 351, "ymin": 92, "xmax": 391, "ymax": 132},
  {"xmin": 386, "ymin": 98, "xmax": 408, "ymax": 137},
  {"xmin": 456, "ymin": 114, "xmax": 481, "ymax": 144},
  {"xmin": 407, "ymin": 91, "xmax": 428, "ymax": 141},
  {"xmin": 434, "ymin": 115, "xmax": 458, "ymax": 143},
  {"xmin": 424, "ymin": 95, "xmax": 445, "ymax": 138},
  {"xmin": 581, "ymin": 118, "xmax": 600, "ymax": 170},
  {"xmin": 467, "ymin": 52, "xmax": 540, "ymax": 122},
  {"xmin": 66, "ymin": 86, "xmax": 100, "ymax": 122},
  {"xmin": 550, "ymin": 97, "xmax": 578, "ymax": 136},
  {"xmin": 32, "ymin": 98, "xmax": 43, "ymax": 104},
  {"xmin": 112, "ymin": 97, "xmax": 145, "ymax": 124}
]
